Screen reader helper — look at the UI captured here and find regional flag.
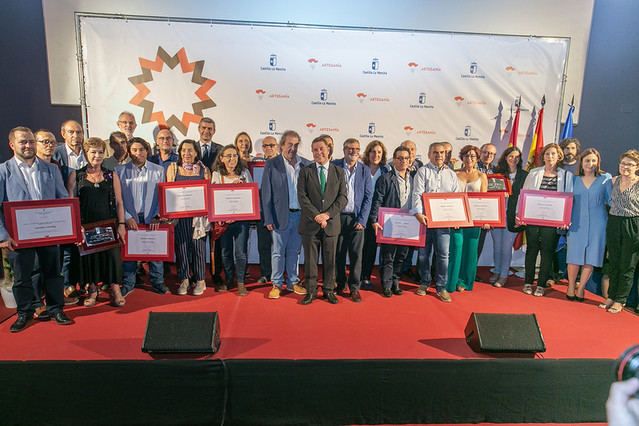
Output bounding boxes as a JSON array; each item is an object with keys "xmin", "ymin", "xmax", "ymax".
[
  {"xmin": 508, "ymin": 97, "xmax": 521, "ymax": 148},
  {"xmin": 560, "ymin": 97, "xmax": 575, "ymax": 140},
  {"xmin": 526, "ymin": 96, "xmax": 545, "ymax": 170}
]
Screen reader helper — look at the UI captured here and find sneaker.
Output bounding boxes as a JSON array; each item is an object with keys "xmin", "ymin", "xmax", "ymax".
[
  {"xmin": 533, "ymin": 286, "xmax": 545, "ymax": 297},
  {"xmin": 436, "ymin": 289, "xmax": 452, "ymax": 303},
  {"xmin": 177, "ymin": 279, "xmax": 189, "ymax": 296},
  {"xmin": 292, "ymin": 283, "xmax": 307, "ymax": 295},
  {"xmin": 523, "ymin": 284, "xmax": 533, "ymax": 295},
  {"xmin": 257, "ymin": 276, "xmax": 269, "ymax": 284},
  {"xmin": 416, "ymin": 285, "xmax": 428, "ymax": 296},
  {"xmin": 493, "ymin": 276, "xmax": 507, "ymax": 288},
  {"xmin": 268, "ymin": 286, "xmax": 281, "ymax": 299},
  {"xmin": 193, "ymin": 280, "xmax": 206, "ymax": 296},
  {"xmin": 488, "ymin": 273, "xmax": 500, "ymax": 284}
]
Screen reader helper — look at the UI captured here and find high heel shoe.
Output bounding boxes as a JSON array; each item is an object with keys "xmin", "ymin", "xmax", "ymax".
[
  {"xmin": 110, "ymin": 284, "xmax": 126, "ymax": 307},
  {"xmin": 565, "ymin": 294, "xmax": 577, "ymax": 301},
  {"xmin": 83, "ymin": 283, "xmax": 98, "ymax": 307},
  {"xmin": 575, "ymin": 285, "xmax": 585, "ymax": 302}
]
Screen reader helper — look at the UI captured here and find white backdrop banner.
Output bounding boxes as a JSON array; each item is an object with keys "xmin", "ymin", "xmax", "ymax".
[{"xmin": 79, "ymin": 16, "xmax": 568, "ymax": 161}]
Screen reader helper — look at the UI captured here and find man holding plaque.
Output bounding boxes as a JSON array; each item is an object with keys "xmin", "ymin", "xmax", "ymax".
[
  {"xmin": 262, "ymin": 131, "xmax": 311, "ymax": 299},
  {"xmin": 412, "ymin": 142, "xmax": 460, "ymax": 302},
  {"xmin": 298, "ymin": 136, "xmax": 348, "ymax": 304},
  {"xmin": 116, "ymin": 137, "xmax": 168, "ymax": 295},
  {"xmin": 333, "ymin": 138, "xmax": 372, "ymax": 303},
  {"xmin": 0, "ymin": 127, "xmax": 74, "ymax": 332}
]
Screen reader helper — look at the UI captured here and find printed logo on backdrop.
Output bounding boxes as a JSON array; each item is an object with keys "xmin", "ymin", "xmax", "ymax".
[
  {"xmin": 505, "ymin": 65, "xmax": 539, "ymax": 76},
  {"xmin": 255, "ymin": 88, "xmax": 290, "ymax": 100},
  {"xmin": 403, "ymin": 125, "xmax": 436, "ymax": 137},
  {"xmin": 305, "ymin": 122, "xmax": 317, "ymax": 134},
  {"xmin": 452, "ymin": 95, "xmax": 486, "ymax": 107},
  {"xmin": 360, "ymin": 122, "xmax": 384, "ymax": 139},
  {"xmin": 307, "ymin": 57, "xmax": 342, "ymax": 69},
  {"xmin": 409, "ymin": 92, "xmax": 434, "ymax": 109},
  {"xmin": 407, "ymin": 62, "xmax": 442, "ymax": 73},
  {"xmin": 311, "ymin": 89, "xmax": 336, "ymax": 106},
  {"xmin": 260, "ymin": 119, "xmax": 283, "ymax": 136},
  {"xmin": 261, "ymin": 54, "xmax": 286, "ymax": 72},
  {"xmin": 363, "ymin": 58, "xmax": 388, "ymax": 76},
  {"xmin": 356, "ymin": 92, "xmax": 390, "ymax": 103},
  {"xmin": 356, "ymin": 92, "xmax": 367, "ymax": 103},
  {"xmin": 461, "ymin": 61, "xmax": 486, "ymax": 79},
  {"xmin": 128, "ymin": 47, "xmax": 216, "ymax": 136},
  {"xmin": 455, "ymin": 125, "xmax": 479, "ymax": 142}
]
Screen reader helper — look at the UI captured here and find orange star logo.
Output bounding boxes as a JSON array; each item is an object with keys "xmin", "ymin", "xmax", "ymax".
[{"xmin": 129, "ymin": 47, "xmax": 216, "ymax": 135}]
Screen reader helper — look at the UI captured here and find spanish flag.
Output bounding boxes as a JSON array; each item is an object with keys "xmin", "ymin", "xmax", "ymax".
[{"xmin": 526, "ymin": 96, "xmax": 545, "ymax": 170}]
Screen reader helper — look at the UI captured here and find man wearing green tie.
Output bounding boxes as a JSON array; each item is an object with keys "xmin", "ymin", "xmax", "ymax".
[{"xmin": 297, "ymin": 136, "xmax": 347, "ymax": 304}]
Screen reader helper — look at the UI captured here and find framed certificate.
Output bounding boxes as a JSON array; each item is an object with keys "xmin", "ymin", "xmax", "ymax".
[
  {"xmin": 79, "ymin": 219, "xmax": 120, "ymax": 256},
  {"xmin": 158, "ymin": 181, "xmax": 209, "ymax": 219},
  {"xmin": 375, "ymin": 207, "xmax": 426, "ymax": 247},
  {"xmin": 421, "ymin": 193, "xmax": 473, "ymax": 228},
  {"xmin": 467, "ymin": 192, "xmax": 506, "ymax": 227},
  {"xmin": 208, "ymin": 183, "xmax": 260, "ymax": 222},
  {"xmin": 487, "ymin": 174, "xmax": 512, "ymax": 195},
  {"xmin": 518, "ymin": 189, "xmax": 574, "ymax": 227},
  {"xmin": 2, "ymin": 198, "xmax": 82, "ymax": 248},
  {"xmin": 248, "ymin": 161, "xmax": 265, "ymax": 188},
  {"xmin": 121, "ymin": 223, "xmax": 175, "ymax": 261}
]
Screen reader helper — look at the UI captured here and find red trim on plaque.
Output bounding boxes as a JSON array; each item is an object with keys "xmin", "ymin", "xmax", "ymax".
[
  {"xmin": 517, "ymin": 189, "xmax": 574, "ymax": 227},
  {"xmin": 121, "ymin": 223, "xmax": 175, "ymax": 262},
  {"xmin": 466, "ymin": 192, "xmax": 506, "ymax": 227},
  {"xmin": 421, "ymin": 193, "xmax": 473, "ymax": 228},
  {"xmin": 158, "ymin": 181, "xmax": 209, "ymax": 219},
  {"xmin": 79, "ymin": 219, "xmax": 120, "ymax": 256},
  {"xmin": 208, "ymin": 183, "xmax": 260, "ymax": 222},
  {"xmin": 3, "ymin": 198, "xmax": 82, "ymax": 249},
  {"xmin": 487, "ymin": 173, "xmax": 512, "ymax": 195},
  {"xmin": 375, "ymin": 207, "xmax": 426, "ymax": 247}
]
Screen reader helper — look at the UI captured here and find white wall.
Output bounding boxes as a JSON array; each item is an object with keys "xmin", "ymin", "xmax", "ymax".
[{"xmin": 43, "ymin": 0, "xmax": 593, "ymax": 122}]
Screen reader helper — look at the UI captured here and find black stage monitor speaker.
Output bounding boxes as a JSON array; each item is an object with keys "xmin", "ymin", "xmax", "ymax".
[
  {"xmin": 464, "ymin": 313, "xmax": 545, "ymax": 354},
  {"xmin": 142, "ymin": 312, "xmax": 221, "ymax": 354}
]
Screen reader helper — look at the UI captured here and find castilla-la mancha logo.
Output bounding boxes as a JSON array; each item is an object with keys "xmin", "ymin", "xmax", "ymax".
[{"xmin": 128, "ymin": 47, "xmax": 216, "ymax": 136}]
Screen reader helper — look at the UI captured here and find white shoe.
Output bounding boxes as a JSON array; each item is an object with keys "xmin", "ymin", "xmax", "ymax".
[{"xmin": 177, "ymin": 279, "xmax": 189, "ymax": 295}]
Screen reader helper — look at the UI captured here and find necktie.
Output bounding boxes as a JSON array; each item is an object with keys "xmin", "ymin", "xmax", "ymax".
[
  {"xmin": 319, "ymin": 165, "xmax": 326, "ymax": 195},
  {"xmin": 203, "ymin": 144, "xmax": 209, "ymax": 158}
]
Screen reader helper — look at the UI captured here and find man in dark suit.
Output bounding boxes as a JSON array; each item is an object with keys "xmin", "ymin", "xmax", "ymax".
[
  {"xmin": 369, "ymin": 146, "xmax": 415, "ymax": 297},
  {"xmin": 332, "ymin": 138, "xmax": 372, "ymax": 302},
  {"xmin": 197, "ymin": 117, "xmax": 223, "ymax": 171},
  {"xmin": 262, "ymin": 131, "xmax": 311, "ymax": 299},
  {"xmin": 0, "ymin": 127, "xmax": 74, "ymax": 332},
  {"xmin": 297, "ymin": 136, "xmax": 347, "ymax": 304}
]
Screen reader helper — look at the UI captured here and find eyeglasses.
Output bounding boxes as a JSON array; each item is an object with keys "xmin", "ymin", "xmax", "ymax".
[
  {"xmin": 118, "ymin": 120, "xmax": 135, "ymax": 125},
  {"xmin": 37, "ymin": 139, "xmax": 56, "ymax": 146},
  {"xmin": 620, "ymin": 161, "xmax": 638, "ymax": 168},
  {"xmin": 262, "ymin": 144, "xmax": 276, "ymax": 148},
  {"xmin": 395, "ymin": 157, "xmax": 410, "ymax": 161},
  {"xmin": 222, "ymin": 154, "xmax": 239, "ymax": 159}
]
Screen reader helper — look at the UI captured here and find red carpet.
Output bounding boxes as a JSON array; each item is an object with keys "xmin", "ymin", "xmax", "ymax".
[{"xmin": 1, "ymin": 266, "xmax": 637, "ymax": 361}]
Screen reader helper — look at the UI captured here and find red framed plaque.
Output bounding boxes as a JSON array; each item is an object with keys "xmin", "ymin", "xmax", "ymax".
[
  {"xmin": 121, "ymin": 223, "xmax": 175, "ymax": 262},
  {"xmin": 2, "ymin": 198, "xmax": 82, "ymax": 248},
  {"xmin": 208, "ymin": 183, "xmax": 260, "ymax": 222},
  {"xmin": 467, "ymin": 192, "xmax": 506, "ymax": 227},
  {"xmin": 421, "ymin": 193, "xmax": 473, "ymax": 228},
  {"xmin": 79, "ymin": 219, "xmax": 120, "ymax": 256},
  {"xmin": 375, "ymin": 207, "xmax": 426, "ymax": 247},
  {"xmin": 158, "ymin": 181, "xmax": 209, "ymax": 219},
  {"xmin": 248, "ymin": 161, "xmax": 265, "ymax": 188},
  {"xmin": 517, "ymin": 189, "xmax": 573, "ymax": 227},
  {"xmin": 487, "ymin": 174, "xmax": 512, "ymax": 195}
]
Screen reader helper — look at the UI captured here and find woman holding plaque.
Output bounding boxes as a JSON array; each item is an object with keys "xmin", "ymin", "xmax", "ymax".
[
  {"xmin": 446, "ymin": 145, "xmax": 487, "ymax": 294},
  {"xmin": 566, "ymin": 149, "xmax": 612, "ymax": 302},
  {"xmin": 489, "ymin": 146, "xmax": 528, "ymax": 287},
  {"xmin": 601, "ymin": 150, "xmax": 639, "ymax": 313},
  {"xmin": 68, "ymin": 137, "xmax": 127, "ymax": 307},
  {"xmin": 361, "ymin": 140, "xmax": 388, "ymax": 288},
  {"xmin": 211, "ymin": 145, "xmax": 253, "ymax": 296},
  {"xmin": 234, "ymin": 132, "xmax": 254, "ymax": 163},
  {"xmin": 519, "ymin": 143, "xmax": 574, "ymax": 297},
  {"xmin": 166, "ymin": 139, "xmax": 211, "ymax": 296}
]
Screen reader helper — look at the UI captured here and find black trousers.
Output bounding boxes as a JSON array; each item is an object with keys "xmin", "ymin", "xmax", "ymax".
[
  {"xmin": 9, "ymin": 245, "xmax": 63, "ymax": 315},
  {"xmin": 524, "ymin": 225, "xmax": 558, "ymax": 286},
  {"xmin": 302, "ymin": 230, "xmax": 338, "ymax": 293},
  {"xmin": 361, "ymin": 222, "xmax": 378, "ymax": 281},
  {"xmin": 380, "ymin": 244, "xmax": 409, "ymax": 290},
  {"xmin": 256, "ymin": 221, "xmax": 273, "ymax": 280},
  {"xmin": 477, "ymin": 228, "xmax": 488, "ymax": 259},
  {"xmin": 607, "ymin": 215, "xmax": 639, "ymax": 304},
  {"xmin": 336, "ymin": 214, "xmax": 365, "ymax": 290}
]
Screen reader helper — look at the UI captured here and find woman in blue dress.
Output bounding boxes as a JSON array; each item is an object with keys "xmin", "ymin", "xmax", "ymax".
[{"xmin": 566, "ymin": 148, "xmax": 612, "ymax": 301}]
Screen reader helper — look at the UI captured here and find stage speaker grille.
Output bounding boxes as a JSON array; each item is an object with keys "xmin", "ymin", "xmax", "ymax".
[
  {"xmin": 142, "ymin": 312, "xmax": 221, "ymax": 354},
  {"xmin": 464, "ymin": 313, "xmax": 545, "ymax": 353}
]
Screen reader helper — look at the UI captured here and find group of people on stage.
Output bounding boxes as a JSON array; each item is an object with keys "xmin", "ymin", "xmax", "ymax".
[{"xmin": 1, "ymin": 111, "xmax": 638, "ymax": 332}]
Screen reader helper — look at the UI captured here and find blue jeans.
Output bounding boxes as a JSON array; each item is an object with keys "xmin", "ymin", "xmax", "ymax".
[
  {"xmin": 491, "ymin": 228, "xmax": 517, "ymax": 277},
  {"xmin": 220, "ymin": 222, "xmax": 249, "ymax": 284},
  {"xmin": 419, "ymin": 228, "xmax": 450, "ymax": 290},
  {"xmin": 123, "ymin": 261, "xmax": 164, "ymax": 294},
  {"xmin": 271, "ymin": 211, "xmax": 302, "ymax": 288}
]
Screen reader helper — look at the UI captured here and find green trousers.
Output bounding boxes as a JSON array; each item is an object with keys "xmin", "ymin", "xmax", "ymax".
[
  {"xmin": 606, "ymin": 215, "xmax": 639, "ymax": 304},
  {"xmin": 447, "ymin": 227, "xmax": 481, "ymax": 292}
]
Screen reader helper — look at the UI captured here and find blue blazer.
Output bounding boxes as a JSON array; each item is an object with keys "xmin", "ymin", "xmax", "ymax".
[
  {"xmin": 369, "ymin": 167, "xmax": 416, "ymax": 224},
  {"xmin": 0, "ymin": 158, "xmax": 69, "ymax": 241},
  {"xmin": 261, "ymin": 154, "xmax": 311, "ymax": 230},
  {"xmin": 115, "ymin": 161, "xmax": 165, "ymax": 224},
  {"xmin": 331, "ymin": 159, "xmax": 373, "ymax": 227}
]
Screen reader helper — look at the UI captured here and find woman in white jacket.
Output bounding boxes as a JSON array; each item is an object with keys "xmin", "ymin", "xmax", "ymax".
[{"xmin": 518, "ymin": 143, "xmax": 574, "ymax": 297}]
